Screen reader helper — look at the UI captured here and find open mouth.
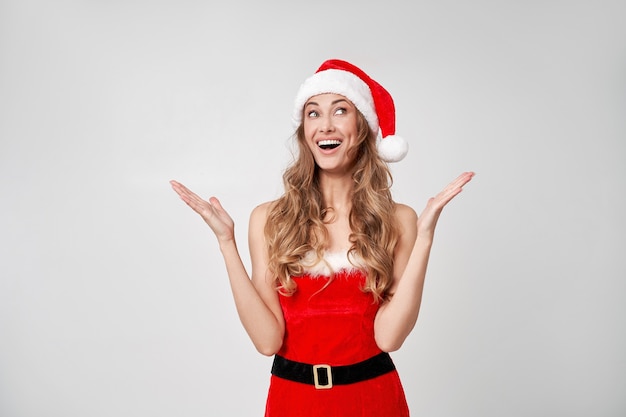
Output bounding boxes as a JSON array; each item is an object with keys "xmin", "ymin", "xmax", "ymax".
[{"xmin": 318, "ymin": 139, "xmax": 342, "ymax": 150}]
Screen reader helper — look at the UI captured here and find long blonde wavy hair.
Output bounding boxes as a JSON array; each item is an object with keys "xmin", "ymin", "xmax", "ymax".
[{"xmin": 264, "ymin": 111, "xmax": 400, "ymax": 302}]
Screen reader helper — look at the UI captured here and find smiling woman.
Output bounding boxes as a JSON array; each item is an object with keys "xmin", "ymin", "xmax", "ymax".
[
  {"xmin": 302, "ymin": 94, "xmax": 361, "ymax": 174},
  {"xmin": 170, "ymin": 59, "xmax": 474, "ymax": 417}
]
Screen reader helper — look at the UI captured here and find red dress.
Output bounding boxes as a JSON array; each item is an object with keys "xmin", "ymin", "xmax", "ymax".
[{"xmin": 264, "ymin": 263, "xmax": 409, "ymax": 417}]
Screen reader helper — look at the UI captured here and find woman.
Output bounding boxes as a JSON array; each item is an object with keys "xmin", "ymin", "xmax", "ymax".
[{"xmin": 171, "ymin": 59, "xmax": 474, "ymax": 416}]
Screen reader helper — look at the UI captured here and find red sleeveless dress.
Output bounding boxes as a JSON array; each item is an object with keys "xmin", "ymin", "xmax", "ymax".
[{"xmin": 264, "ymin": 264, "xmax": 409, "ymax": 417}]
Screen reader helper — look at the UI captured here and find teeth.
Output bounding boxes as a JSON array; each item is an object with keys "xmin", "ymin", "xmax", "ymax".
[{"xmin": 318, "ymin": 139, "xmax": 342, "ymax": 147}]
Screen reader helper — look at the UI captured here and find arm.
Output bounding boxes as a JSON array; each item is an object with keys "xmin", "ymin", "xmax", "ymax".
[
  {"xmin": 374, "ymin": 172, "xmax": 474, "ymax": 352},
  {"xmin": 170, "ymin": 181, "xmax": 284, "ymax": 355}
]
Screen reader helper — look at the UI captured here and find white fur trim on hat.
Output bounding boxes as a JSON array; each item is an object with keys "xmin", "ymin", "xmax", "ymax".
[
  {"xmin": 292, "ymin": 59, "xmax": 409, "ymax": 162},
  {"xmin": 292, "ymin": 69, "xmax": 379, "ymax": 134}
]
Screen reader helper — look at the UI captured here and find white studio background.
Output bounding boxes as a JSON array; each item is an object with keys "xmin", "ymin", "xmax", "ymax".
[{"xmin": 1, "ymin": 1, "xmax": 624, "ymax": 416}]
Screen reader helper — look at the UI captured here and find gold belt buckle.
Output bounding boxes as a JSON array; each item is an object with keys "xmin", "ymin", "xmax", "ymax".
[{"xmin": 313, "ymin": 364, "xmax": 333, "ymax": 389}]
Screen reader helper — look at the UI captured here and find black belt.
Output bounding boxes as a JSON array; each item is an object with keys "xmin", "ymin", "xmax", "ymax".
[{"xmin": 271, "ymin": 352, "xmax": 395, "ymax": 389}]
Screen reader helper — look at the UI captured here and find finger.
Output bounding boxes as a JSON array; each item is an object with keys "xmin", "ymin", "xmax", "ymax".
[
  {"xmin": 208, "ymin": 196, "xmax": 224, "ymax": 211},
  {"xmin": 170, "ymin": 180, "xmax": 189, "ymax": 191},
  {"xmin": 437, "ymin": 172, "xmax": 474, "ymax": 199},
  {"xmin": 428, "ymin": 189, "xmax": 461, "ymax": 211},
  {"xmin": 170, "ymin": 181, "xmax": 212, "ymax": 214},
  {"xmin": 171, "ymin": 181, "xmax": 202, "ymax": 204},
  {"xmin": 440, "ymin": 172, "xmax": 472, "ymax": 193},
  {"xmin": 170, "ymin": 180, "xmax": 193, "ymax": 199},
  {"xmin": 208, "ymin": 197, "xmax": 235, "ymax": 225},
  {"xmin": 449, "ymin": 171, "xmax": 474, "ymax": 189},
  {"xmin": 432, "ymin": 174, "xmax": 473, "ymax": 207}
]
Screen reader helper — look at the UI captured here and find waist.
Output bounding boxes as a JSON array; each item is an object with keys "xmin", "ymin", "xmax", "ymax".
[{"xmin": 271, "ymin": 352, "xmax": 396, "ymax": 389}]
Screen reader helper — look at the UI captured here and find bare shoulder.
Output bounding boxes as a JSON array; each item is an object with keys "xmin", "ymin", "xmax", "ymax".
[
  {"xmin": 394, "ymin": 203, "xmax": 418, "ymax": 229},
  {"xmin": 249, "ymin": 200, "xmax": 275, "ymax": 227},
  {"xmin": 249, "ymin": 200, "xmax": 281, "ymax": 243}
]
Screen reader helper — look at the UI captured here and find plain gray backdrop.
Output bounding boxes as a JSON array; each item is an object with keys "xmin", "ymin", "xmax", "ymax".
[{"xmin": 1, "ymin": 0, "xmax": 624, "ymax": 416}]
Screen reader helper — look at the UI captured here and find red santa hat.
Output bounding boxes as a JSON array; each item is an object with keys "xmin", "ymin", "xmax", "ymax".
[{"xmin": 292, "ymin": 59, "xmax": 408, "ymax": 162}]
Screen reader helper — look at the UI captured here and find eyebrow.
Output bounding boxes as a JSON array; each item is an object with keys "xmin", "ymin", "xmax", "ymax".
[{"xmin": 304, "ymin": 98, "xmax": 350, "ymax": 108}]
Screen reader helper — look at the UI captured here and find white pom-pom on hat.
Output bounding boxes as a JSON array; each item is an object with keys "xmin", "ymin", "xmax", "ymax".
[
  {"xmin": 377, "ymin": 134, "xmax": 409, "ymax": 163},
  {"xmin": 293, "ymin": 59, "xmax": 409, "ymax": 163}
]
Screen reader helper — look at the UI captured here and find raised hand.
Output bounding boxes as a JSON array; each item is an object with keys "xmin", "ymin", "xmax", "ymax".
[
  {"xmin": 417, "ymin": 171, "xmax": 474, "ymax": 240},
  {"xmin": 170, "ymin": 180, "xmax": 235, "ymax": 244}
]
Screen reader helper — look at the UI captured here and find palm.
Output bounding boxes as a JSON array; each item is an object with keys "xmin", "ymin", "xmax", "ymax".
[
  {"xmin": 170, "ymin": 180, "xmax": 235, "ymax": 242},
  {"xmin": 417, "ymin": 172, "xmax": 474, "ymax": 238}
]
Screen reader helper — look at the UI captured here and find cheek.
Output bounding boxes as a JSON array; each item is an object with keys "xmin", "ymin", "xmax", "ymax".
[
  {"xmin": 303, "ymin": 123, "xmax": 317, "ymax": 142},
  {"xmin": 338, "ymin": 116, "xmax": 358, "ymax": 134},
  {"xmin": 301, "ymin": 129, "xmax": 316, "ymax": 150}
]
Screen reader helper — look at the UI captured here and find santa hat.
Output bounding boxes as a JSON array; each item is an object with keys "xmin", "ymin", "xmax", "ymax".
[{"xmin": 292, "ymin": 59, "xmax": 408, "ymax": 162}]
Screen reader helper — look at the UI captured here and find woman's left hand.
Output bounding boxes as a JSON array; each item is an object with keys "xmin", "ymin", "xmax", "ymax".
[{"xmin": 417, "ymin": 171, "xmax": 474, "ymax": 239}]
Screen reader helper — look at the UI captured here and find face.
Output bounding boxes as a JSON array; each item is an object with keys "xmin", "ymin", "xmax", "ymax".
[{"xmin": 302, "ymin": 93, "xmax": 360, "ymax": 175}]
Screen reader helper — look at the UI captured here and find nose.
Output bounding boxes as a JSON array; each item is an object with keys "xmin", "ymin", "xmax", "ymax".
[{"xmin": 319, "ymin": 114, "xmax": 335, "ymax": 132}]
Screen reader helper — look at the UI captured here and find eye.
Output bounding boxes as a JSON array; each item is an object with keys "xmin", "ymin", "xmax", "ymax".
[
  {"xmin": 334, "ymin": 107, "xmax": 347, "ymax": 115},
  {"xmin": 307, "ymin": 110, "xmax": 319, "ymax": 118}
]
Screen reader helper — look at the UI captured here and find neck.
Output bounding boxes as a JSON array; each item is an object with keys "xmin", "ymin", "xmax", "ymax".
[{"xmin": 318, "ymin": 171, "xmax": 353, "ymax": 212}]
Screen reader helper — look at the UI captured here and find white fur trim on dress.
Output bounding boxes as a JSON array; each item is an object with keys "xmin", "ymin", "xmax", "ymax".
[
  {"xmin": 292, "ymin": 69, "xmax": 379, "ymax": 134},
  {"xmin": 300, "ymin": 251, "xmax": 365, "ymax": 276}
]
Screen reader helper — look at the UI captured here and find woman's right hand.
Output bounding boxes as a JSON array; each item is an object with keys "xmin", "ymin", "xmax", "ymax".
[{"xmin": 170, "ymin": 180, "xmax": 235, "ymax": 244}]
